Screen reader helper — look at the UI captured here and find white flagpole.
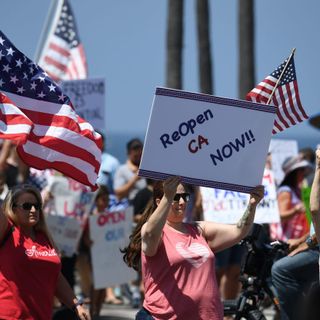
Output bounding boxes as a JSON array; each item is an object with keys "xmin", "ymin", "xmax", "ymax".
[
  {"xmin": 266, "ymin": 48, "xmax": 296, "ymax": 105},
  {"xmin": 34, "ymin": 0, "xmax": 64, "ymax": 63}
]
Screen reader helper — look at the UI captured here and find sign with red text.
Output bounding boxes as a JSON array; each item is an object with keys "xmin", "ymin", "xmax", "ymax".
[
  {"xmin": 89, "ymin": 207, "xmax": 136, "ymax": 289},
  {"xmin": 46, "ymin": 215, "xmax": 82, "ymax": 257},
  {"xmin": 47, "ymin": 174, "xmax": 95, "ymax": 225},
  {"xmin": 139, "ymin": 88, "xmax": 276, "ymax": 193},
  {"xmin": 201, "ymin": 168, "xmax": 280, "ymax": 223}
]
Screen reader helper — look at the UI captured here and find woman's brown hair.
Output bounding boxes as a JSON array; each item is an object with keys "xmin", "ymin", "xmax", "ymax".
[
  {"xmin": 121, "ymin": 180, "xmax": 165, "ymax": 271},
  {"xmin": 3, "ymin": 184, "xmax": 58, "ymax": 251}
]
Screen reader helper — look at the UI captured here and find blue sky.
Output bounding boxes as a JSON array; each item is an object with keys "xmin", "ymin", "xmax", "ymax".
[{"xmin": 2, "ymin": 0, "xmax": 320, "ymax": 154}]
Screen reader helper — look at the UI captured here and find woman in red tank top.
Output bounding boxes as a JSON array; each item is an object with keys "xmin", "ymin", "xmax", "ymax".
[
  {"xmin": 0, "ymin": 184, "xmax": 90, "ymax": 320},
  {"xmin": 122, "ymin": 177, "xmax": 264, "ymax": 320}
]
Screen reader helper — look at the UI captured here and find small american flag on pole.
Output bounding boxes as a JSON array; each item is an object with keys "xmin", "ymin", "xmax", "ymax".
[
  {"xmin": 246, "ymin": 53, "xmax": 308, "ymax": 134},
  {"xmin": 37, "ymin": 0, "xmax": 87, "ymax": 82},
  {"xmin": 0, "ymin": 30, "xmax": 101, "ymax": 190}
]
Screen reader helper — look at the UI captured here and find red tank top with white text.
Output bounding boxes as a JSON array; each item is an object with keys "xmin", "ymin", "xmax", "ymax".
[{"xmin": 0, "ymin": 222, "xmax": 61, "ymax": 319}]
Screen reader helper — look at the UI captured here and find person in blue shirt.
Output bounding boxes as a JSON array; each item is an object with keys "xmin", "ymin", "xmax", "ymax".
[
  {"xmin": 96, "ymin": 133, "xmax": 120, "ymax": 193},
  {"xmin": 271, "ymin": 148, "xmax": 320, "ymax": 320}
]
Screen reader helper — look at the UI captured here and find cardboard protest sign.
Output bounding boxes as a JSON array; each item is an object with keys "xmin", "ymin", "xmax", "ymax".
[
  {"xmin": 47, "ymin": 175, "xmax": 95, "ymax": 223},
  {"xmin": 201, "ymin": 168, "xmax": 280, "ymax": 224},
  {"xmin": 139, "ymin": 88, "xmax": 276, "ymax": 193},
  {"xmin": 61, "ymin": 78, "xmax": 105, "ymax": 130},
  {"xmin": 268, "ymin": 139, "xmax": 298, "ymax": 186},
  {"xmin": 90, "ymin": 207, "xmax": 136, "ymax": 289},
  {"xmin": 46, "ymin": 215, "xmax": 83, "ymax": 257}
]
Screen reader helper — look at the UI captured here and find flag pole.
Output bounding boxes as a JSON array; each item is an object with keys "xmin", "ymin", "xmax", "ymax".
[
  {"xmin": 34, "ymin": 0, "xmax": 63, "ymax": 63},
  {"xmin": 266, "ymin": 48, "xmax": 296, "ymax": 104}
]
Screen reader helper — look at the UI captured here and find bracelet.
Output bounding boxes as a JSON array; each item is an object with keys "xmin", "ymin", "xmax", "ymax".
[{"xmin": 306, "ymin": 235, "xmax": 318, "ymax": 249}]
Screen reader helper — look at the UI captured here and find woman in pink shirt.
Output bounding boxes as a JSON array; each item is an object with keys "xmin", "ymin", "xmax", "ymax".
[
  {"xmin": 0, "ymin": 184, "xmax": 90, "ymax": 320},
  {"xmin": 122, "ymin": 177, "xmax": 264, "ymax": 320}
]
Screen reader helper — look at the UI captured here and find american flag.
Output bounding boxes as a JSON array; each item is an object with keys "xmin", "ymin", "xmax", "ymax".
[
  {"xmin": 246, "ymin": 55, "xmax": 308, "ymax": 134},
  {"xmin": 0, "ymin": 30, "xmax": 101, "ymax": 190},
  {"xmin": 37, "ymin": 0, "xmax": 87, "ymax": 82}
]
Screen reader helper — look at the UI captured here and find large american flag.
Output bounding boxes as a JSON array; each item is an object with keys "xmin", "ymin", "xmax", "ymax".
[
  {"xmin": 246, "ymin": 56, "xmax": 308, "ymax": 134},
  {"xmin": 0, "ymin": 30, "xmax": 101, "ymax": 190},
  {"xmin": 37, "ymin": 0, "xmax": 87, "ymax": 82}
]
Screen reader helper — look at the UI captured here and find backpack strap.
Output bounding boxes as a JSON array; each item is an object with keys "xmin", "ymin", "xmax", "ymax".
[{"xmin": 0, "ymin": 225, "xmax": 15, "ymax": 248}]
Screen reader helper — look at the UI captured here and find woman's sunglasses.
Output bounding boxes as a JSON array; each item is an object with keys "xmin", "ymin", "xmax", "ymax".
[
  {"xmin": 14, "ymin": 202, "xmax": 41, "ymax": 211},
  {"xmin": 173, "ymin": 193, "xmax": 190, "ymax": 202}
]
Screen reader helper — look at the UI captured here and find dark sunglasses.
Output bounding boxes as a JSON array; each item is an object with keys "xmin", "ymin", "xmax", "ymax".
[
  {"xmin": 173, "ymin": 193, "xmax": 190, "ymax": 202},
  {"xmin": 14, "ymin": 202, "xmax": 41, "ymax": 211}
]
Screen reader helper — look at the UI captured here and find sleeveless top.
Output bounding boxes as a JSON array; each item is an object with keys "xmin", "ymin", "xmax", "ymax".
[
  {"xmin": 0, "ymin": 222, "xmax": 61, "ymax": 319},
  {"xmin": 278, "ymin": 185, "xmax": 309, "ymax": 240},
  {"xmin": 142, "ymin": 223, "xmax": 223, "ymax": 320}
]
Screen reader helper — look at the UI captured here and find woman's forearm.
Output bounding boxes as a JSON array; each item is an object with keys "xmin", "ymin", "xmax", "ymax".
[
  {"xmin": 55, "ymin": 273, "xmax": 77, "ymax": 309},
  {"xmin": 236, "ymin": 203, "xmax": 257, "ymax": 239},
  {"xmin": 143, "ymin": 197, "xmax": 171, "ymax": 240}
]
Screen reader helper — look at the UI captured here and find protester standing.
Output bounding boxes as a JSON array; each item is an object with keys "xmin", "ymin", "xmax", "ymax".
[
  {"xmin": 114, "ymin": 138, "xmax": 146, "ymax": 202},
  {"xmin": 276, "ymin": 154, "xmax": 312, "ymax": 244},
  {"xmin": 0, "ymin": 184, "xmax": 90, "ymax": 320},
  {"xmin": 122, "ymin": 177, "xmax": 264, "ymax": 319},
  {"xmin": 114, "ymin": 138, "xmax": 147, "ymax": 307}
]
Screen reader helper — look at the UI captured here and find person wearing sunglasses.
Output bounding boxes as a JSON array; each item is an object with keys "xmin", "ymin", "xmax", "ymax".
[
  {"xmin": 122, "ymin": 176, "xmax": 264, "ymax": 320},
  {"xmin": 0, "ymin": 184, "xmax": 90, "ymax": 320}
]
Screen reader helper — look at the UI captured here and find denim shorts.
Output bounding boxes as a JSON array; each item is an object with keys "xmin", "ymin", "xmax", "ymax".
[{"xmin": 135, "ymin": 307, "xmax": 154, "ymax": 320}]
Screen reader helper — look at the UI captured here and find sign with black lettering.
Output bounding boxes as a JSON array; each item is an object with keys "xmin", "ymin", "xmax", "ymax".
[
  {"xmin": 61, "ymin": 78, "xmax": 105, "ymax": 131},
  {"xmin": 139, "ymin": 87, "xmax": 276, "ymax": 193},
  {"xmin": 201, "ymin": 168, "xmax": 280, "ymax": 223}
]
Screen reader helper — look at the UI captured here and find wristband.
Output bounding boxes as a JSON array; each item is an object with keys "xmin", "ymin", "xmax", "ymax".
[
  {"xmin": 306, "ymin": 235, "xmax": 318, "ymax": 249},
  {"xmin": 72, "ymin": 298, "xmax": 84, "ymax": 311}
]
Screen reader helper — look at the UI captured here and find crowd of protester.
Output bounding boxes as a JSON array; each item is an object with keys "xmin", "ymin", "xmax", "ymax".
[{"xmin": 0, "ymin": 134, "xmax": 319, "ymax": 320}]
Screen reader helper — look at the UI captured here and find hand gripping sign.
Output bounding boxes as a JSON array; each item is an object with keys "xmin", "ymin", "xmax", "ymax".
[{"xmin": 138, "ymin": 88, "xmax": 276, "ymax": 194}]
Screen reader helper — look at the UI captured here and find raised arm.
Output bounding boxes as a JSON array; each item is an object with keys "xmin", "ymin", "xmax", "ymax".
[
  {"xmin": 141, "ymin": 176, "xmax": 180, "ymax": 257},
  {"xmin": 200, "ymin": 185, "xmax": 264, "ymax": 252},
  {"xmin": 310, "ymin": 148, "xmax": 320, "ymax": 242}
]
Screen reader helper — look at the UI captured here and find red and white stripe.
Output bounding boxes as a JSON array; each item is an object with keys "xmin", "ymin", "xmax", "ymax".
[
  {"xmin": 0, "ymin": 92, "xmax": 33, "ymax": 144},
  {"xmin": 39, "ymin": 34, "xmax": 87, "ymax": 82},
  {"xmin": 247, "ymin": 75, "xmax": 308, "ymax": 135},
  {"xmin": 3, "ymin": 91, "xmax": 101, "ymax": 190}
]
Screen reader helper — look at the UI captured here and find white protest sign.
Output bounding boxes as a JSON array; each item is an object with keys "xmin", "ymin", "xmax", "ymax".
[
  {"xmin": 46, "ymin": 215, "xmax": 83, "ymax": 257},
  {"xmin": 268, "ymin": 139, "xmax": 298, "ymax": 186},
  {"xmin": 90, "ymin": 207, "xmax": 136, "ymax": 289},
  {"xmin": 47, "ymin": 175, "xmax": 95, "ymax": 223},
  {"xmin": 139, "ymin": 88, "xmax": 276, "ymax": 193},
  {"xmin": 201, "ymin": 168, "xmax": 280, "ymax": 224},
  {"xmin": 61, "ymin": 78, "xmax": 105, "ymax": 130}
]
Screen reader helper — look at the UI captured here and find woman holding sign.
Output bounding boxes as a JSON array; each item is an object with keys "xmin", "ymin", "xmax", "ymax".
[
  {"xmin": 0, "ymin": 184, "xmax": 90, "ymax": 320},
  {"xmin": 122, "ymin": 177, "xmax": 264, "ymax": 320}
]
